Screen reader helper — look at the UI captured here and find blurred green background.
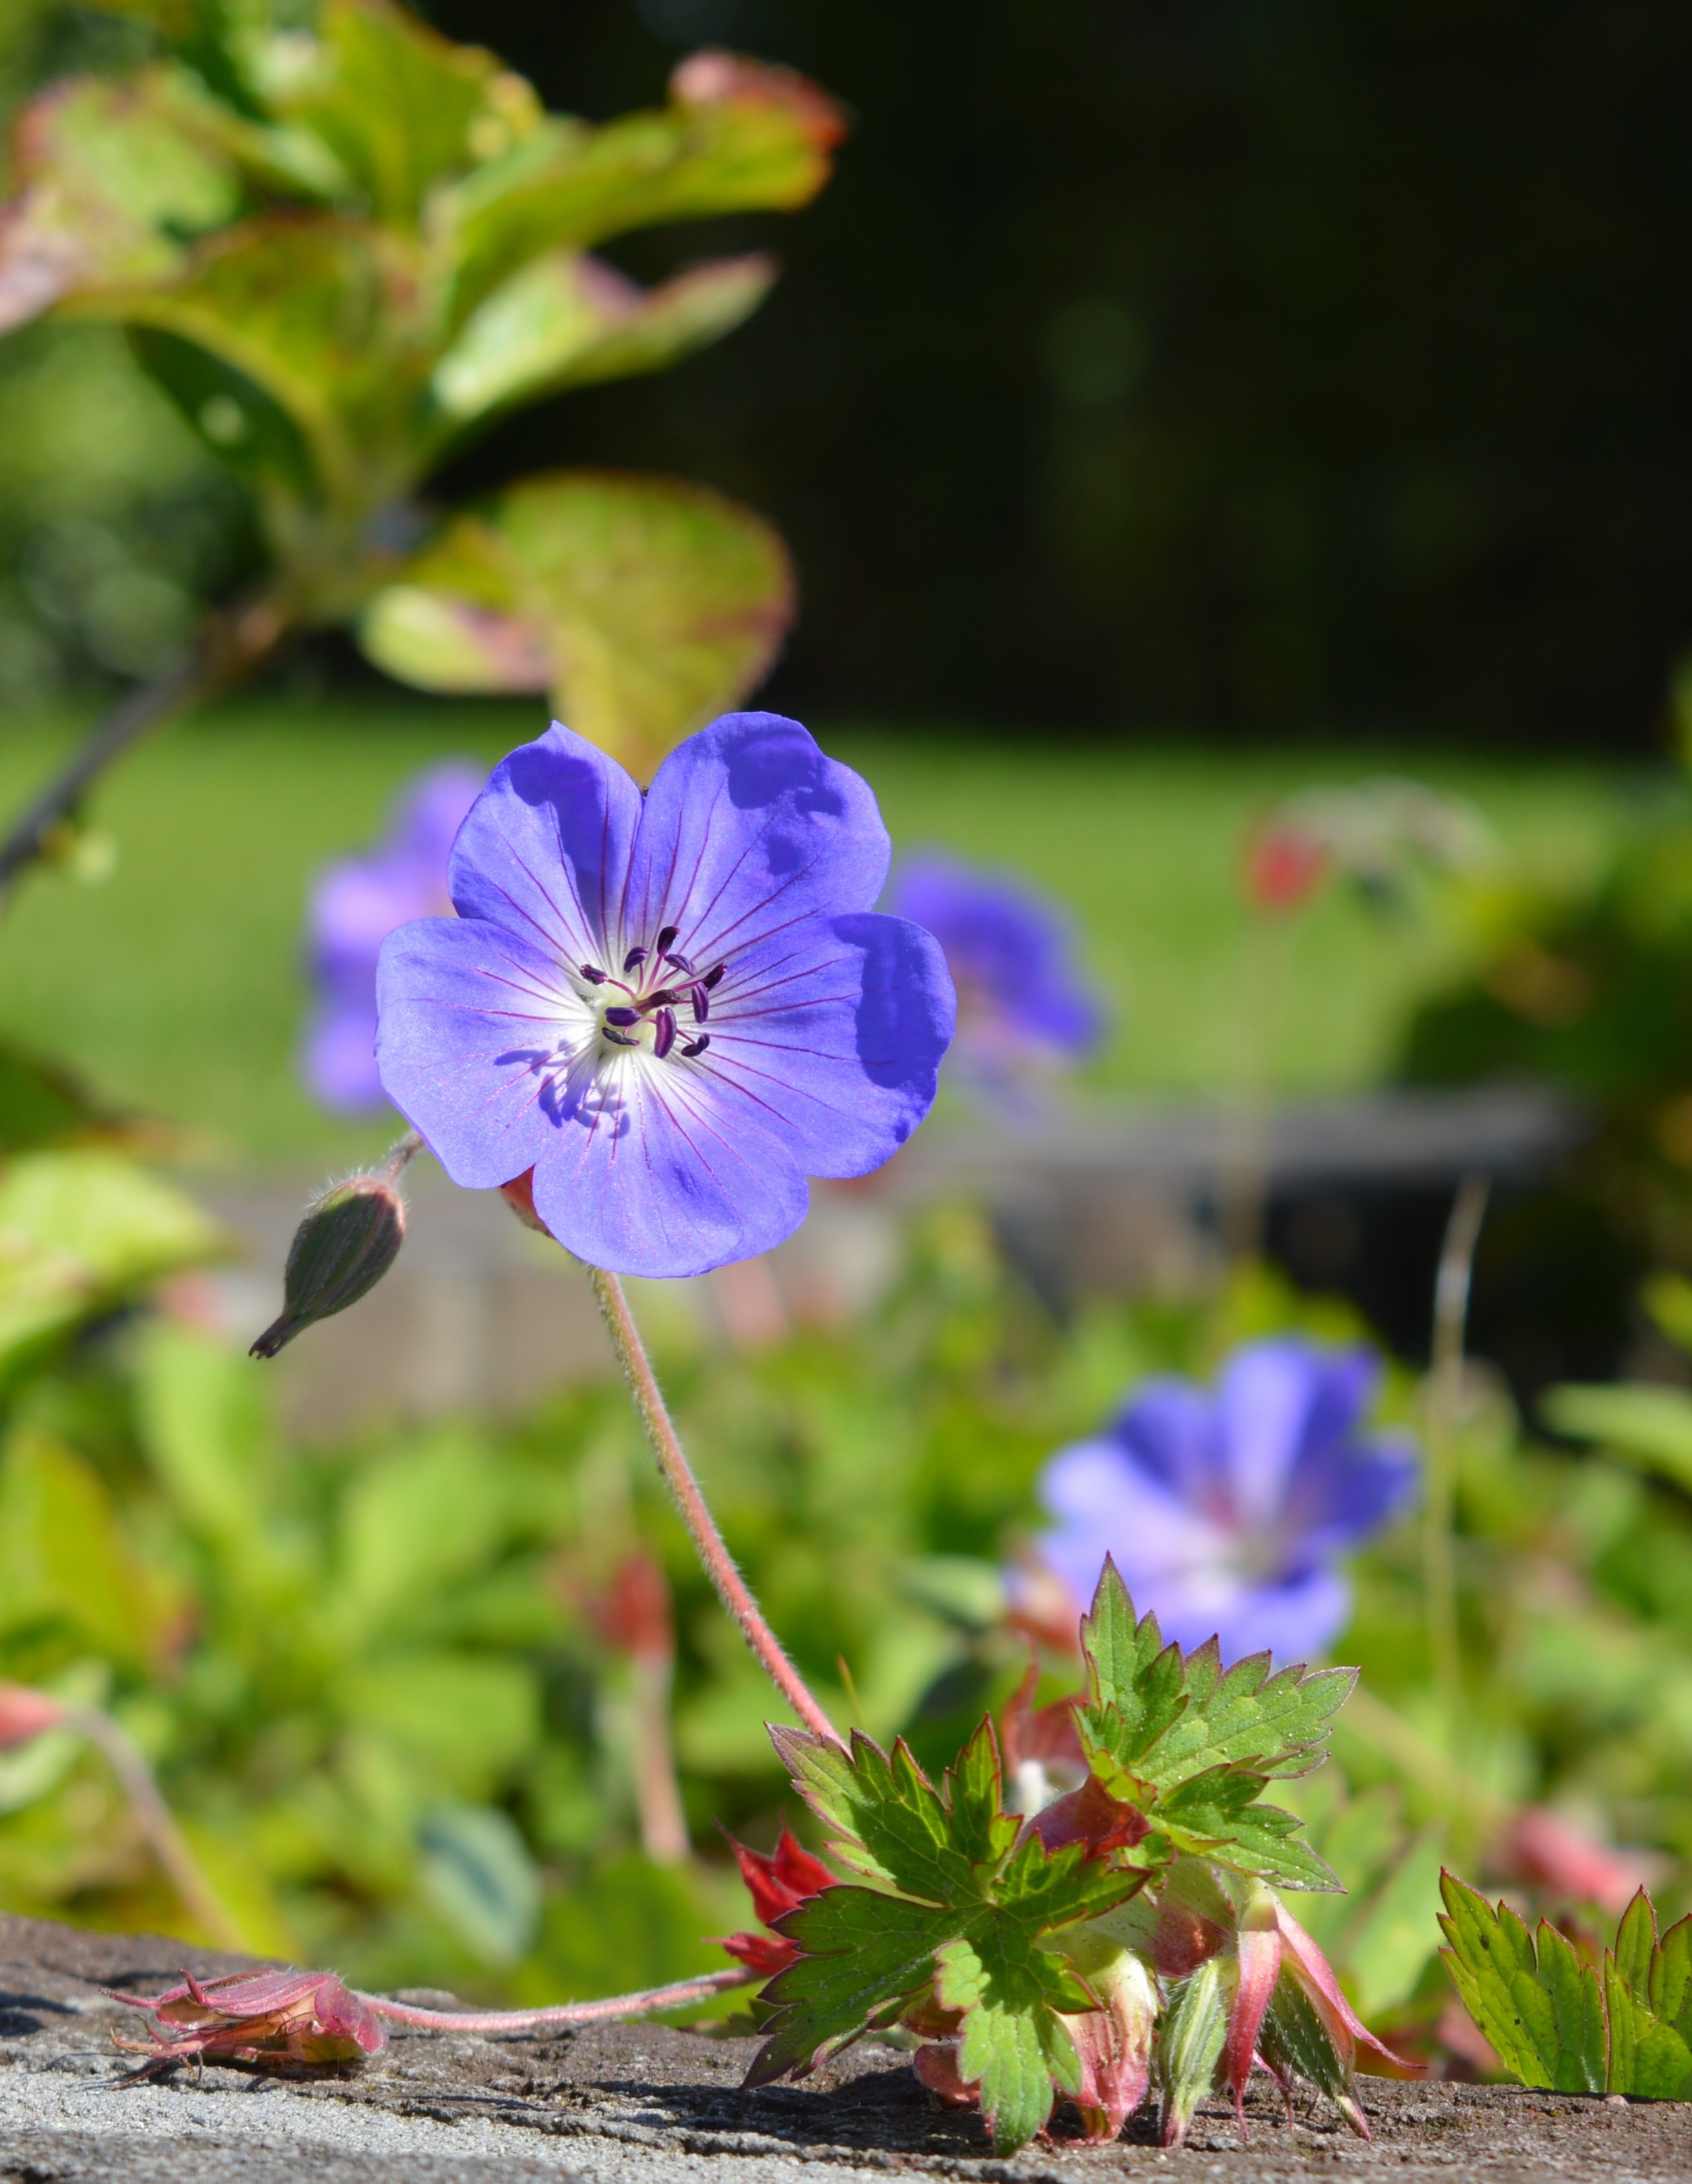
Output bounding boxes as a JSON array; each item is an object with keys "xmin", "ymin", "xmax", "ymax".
[{"xmin": 0, "ymin": 700, "xmax": 1628, "ymax": 1163}]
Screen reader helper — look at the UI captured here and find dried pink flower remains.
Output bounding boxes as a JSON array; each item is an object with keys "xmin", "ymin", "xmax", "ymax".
[{"xmin": 104, "ymin": 1968, "xmax": 388, "ymax": 2076}]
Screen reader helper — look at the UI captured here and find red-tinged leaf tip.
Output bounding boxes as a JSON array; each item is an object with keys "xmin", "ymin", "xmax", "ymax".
[{"xmin": 669, "ymin": 50, "xmax": 848, "ymax": 149}]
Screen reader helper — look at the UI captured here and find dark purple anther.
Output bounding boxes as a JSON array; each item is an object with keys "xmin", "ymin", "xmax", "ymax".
[
  {"xmin": 580, "ymin": 963, "xmax": 609, "ymax": 984},
  {"xmin": 690, "ymin": 985, "xmax": 709, "ymax": 1024},
  {"xmin": 623, "ymin": 947, "xmax": 649, "ymax": 972},
  {"xmin": 642, "ymin": 987, "xmax": 680, "ymax": 1012},
  {"xmin": 603, "ymin": 1027, "xmax": 639, "ymax": 1047},
  {"xmin": 604, "ymin": 1006, "xmax": 640, "ymax": 1027},
  {"xmin": 701, "ymin": 963, "xmax": 726, "ymax": 990},
  {"xmin": 652, "ymin": 1008, "xmax": 678, "ymax": 1060},
  {"xmin": 681, "ymin": 1034, "xmax": 711, "ymax": 1059},
  {"xmin": 663, "ymin": 952, "xmax": 694, "ymax": 974}
]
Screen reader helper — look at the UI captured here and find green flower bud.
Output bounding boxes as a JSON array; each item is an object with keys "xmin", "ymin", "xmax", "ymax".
[{"xmin": 250, "ymin": 1173, "xmax": 406, "ymax": 1358}]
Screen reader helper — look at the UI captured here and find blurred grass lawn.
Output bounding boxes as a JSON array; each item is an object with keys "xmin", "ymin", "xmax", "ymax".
[{"xmin": 0, "ymin": 696, "xmax": 1636, "ymax": 1168}]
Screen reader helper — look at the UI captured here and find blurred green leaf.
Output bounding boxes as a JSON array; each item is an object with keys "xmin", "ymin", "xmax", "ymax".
[
  {"xmin": 333, "ymin": 1429, "xmax": 506, "ymax": 1649},
  {"xmin": 105, "ymin": 216, "xmax": 416, "ymax": 504},
  {"xmin": 430, "ymin": 249, "xmax": 774, "ymax": 432},
  {"xmin": 256, "ymin": 0, "xmax": 519, "ymax": 226},
  {"xmin": 358, "ymin": 469, "xmax": 792, "ymax": 776},
  {"xmin": 1344, "ymin": 1827, "xmax": 1444, "ymax": 2018},
  {"xmin": 1542, "ymin": 1382, "xmax": 1692, "ymax": 1493},
  {"xmin": 1643, "ymin": 1273, "xmax": 1692, "ymax": 1357},
  {"xmin": 439, "ymin": 56, "xmax": 841, "ymax": 322},
  {"xmin": 0, "ymin": 1040, "xmax": 127, "ymax": 1156},
  {"xmin": 514, "ymin": 1847, "xmax": 728, "ymax": 2004},
  {"xmin": 1439, "ymin": 1873, "xmax": 1606, "ymax": 2093},
  {"xmin": 417, "ymin": 1802, "xmax": 540, "ymax": 1965},
  {"xmin": 0, "ymin": 69, "xmax": 242, "ymax": 333},
  {"xmin": 134, "ymin": 1320, "xmax": 280, "ymax": 1571},
  {"xmin": 0, "ymin": 1151, "xmax": 220, "ymax": 1382},
  {"xmin": 0, "ymin": 1428, "xmax": 175, "ymax": 1670},
  {"xmin": 342, "ymin": 1653, "xmax": 538, "ymax": 1794}
]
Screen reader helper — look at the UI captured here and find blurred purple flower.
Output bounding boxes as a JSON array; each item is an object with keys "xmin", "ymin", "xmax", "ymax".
[
  {"xmin": 374, "ymin": 714, "xmax": 955, "ymax": 1278},
  {"xmin": 302, "ymin": 761, "xmax": 484, "ymax": 1113},
  {"xmin": 887, "ymin": 854, "xmax": 1101, "ymax": 1114},
  {"xmin": 1029, "ymin": 1339, "xmax": 1416, "ymax": 1664}
]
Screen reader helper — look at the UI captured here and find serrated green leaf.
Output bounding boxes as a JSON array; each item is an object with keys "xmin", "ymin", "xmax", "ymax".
[
  {"xmin": 994, "ymin": 1830, "xmax": 1143, "ymax": 1931},
  {"xmin": 1605, "ymin": 1954, "xmax": 1692, "ymax": 2099},
  {"xmin": 358, "ymin": 470, "xmax": 792, "ymax": 777},
  {"xmin": 1151, "ymin": 1658, "xmax": 1356, "ymax": 1789},
  {"xmin": 747, "ymin": 1884, "xmax": 960, "ymax": 2085},
  {"xmin": 770, "ymin": 1725, "xmax": 980, "ymax": 1902},
  {"xmin": 1077, "ymin": 1563, "xmax": 1352, "ymax": 1806},
  {"xmin": 1615, "ymin": 1889, "xmax": 1657, "ymax": 1999},
  {"xmin": 1157, "ymin": 1767, "xmax": 1343, "ymax": 1893},
  {"xmin": 1076, "ymin": 1563, "xmax": 1187, "ymax": 1788},
  {"xmin": 1651, "ymin": 1917, "xmax": 1692, "ymax": 2037},
  {"xmin": 945, "ymin": 1716, "xmax": 1020, "ymax": 1870},
  {"xmin": 1439, "ymin": 1873, "xmax": 1605, "ymax": 2093},
  {"xmin": 429, "ymin": 249, "xmax": 774, "ymax": 431},
  {"xmin": 939, "ymin": 1928, "xmax": 1083, "ymax": 2153}
]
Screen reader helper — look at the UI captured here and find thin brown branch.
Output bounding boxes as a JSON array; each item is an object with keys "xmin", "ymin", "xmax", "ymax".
[{"xmin": 0, "ymin": 589, "xmax": 289, "ymax": 908}]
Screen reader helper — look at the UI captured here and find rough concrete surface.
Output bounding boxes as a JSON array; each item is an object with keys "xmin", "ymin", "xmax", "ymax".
[{"xmin": 0, "ymin": 1915, "xmax": 1683, "ymax": 2182}]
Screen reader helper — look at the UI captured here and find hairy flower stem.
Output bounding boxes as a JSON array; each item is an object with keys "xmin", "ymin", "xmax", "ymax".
[
  {"xmin": 585, "ymin": 1265, "xmax": 845, "ymax": 1748},
  {"xmin": 64, "ymin": 1706, "xmax": 245, "ymax": 1953},
  {"xmin": 364, "ymin": 1964, "xmax": 756, "ymax": 2033},
  {"xmin": 1423, "ymin": 1173, "xmax": 1490, "ymax": 1729},
  {"xmin": 0, "ymin": 587, "xmax": 289, "ymax": 909}
]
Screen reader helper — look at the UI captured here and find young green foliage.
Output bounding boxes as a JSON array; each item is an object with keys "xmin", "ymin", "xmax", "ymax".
[
  {"xmin": 1077, "ymin": 1561, "xmax": 1350, "ymax": 1891},
  {"xmin": 756, "ymin": 1567, "xmax": 1362, "ymax": 2154},
  {"xmin": 1439, "ymin": 1875, "xmax": 1605, "ymax": 2092},
  {"xmin": 0, "ymin": 0, "xmax": 842, "ymax": 775},
  {"xmin": 753, "ymin": 1717, "xmax": 1137, "ymax": 2151}
]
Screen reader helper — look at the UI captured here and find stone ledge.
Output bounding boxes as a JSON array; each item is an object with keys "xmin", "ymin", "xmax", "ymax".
[{"xmin": 0, "ymin": 1914, "xmax": 1680, "ymax": 2182}]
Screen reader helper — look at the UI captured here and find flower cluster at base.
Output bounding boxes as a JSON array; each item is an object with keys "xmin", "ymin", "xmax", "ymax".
[{"xmin": 722, "ymin": 1561, "xmax": 1414, "ymax": 2154}]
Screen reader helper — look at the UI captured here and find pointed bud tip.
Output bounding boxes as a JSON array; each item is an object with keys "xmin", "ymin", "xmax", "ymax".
[{"xmin": 251, "ymin": 1173, "xmax": 406, "ymax": 1359}]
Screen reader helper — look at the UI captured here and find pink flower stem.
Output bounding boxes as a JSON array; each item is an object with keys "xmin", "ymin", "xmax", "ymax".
[
  {"xmin": 585, "ymin": 1265, "xmax": 845, "ymax": 1749},
  {"xmin": 362, "ymin": 1964, "xmax": 756, "ymax": 2033}
]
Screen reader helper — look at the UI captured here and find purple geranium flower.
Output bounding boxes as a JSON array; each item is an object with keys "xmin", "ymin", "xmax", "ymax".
[
  {"xmin": 374, "ymin": 713, "xmax": 956, "ymax": 1278},
  {"xmin": 303, "ymin": 760, "xmax": 485, "ymax": 1113},
  {"xmin": 887, "ymin": 855, "xmax": 1101, "ymax": 1114},
  {"xmin": 1029, "ymin": 1339, "xmax": 1416, "ymax": 1664}
]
